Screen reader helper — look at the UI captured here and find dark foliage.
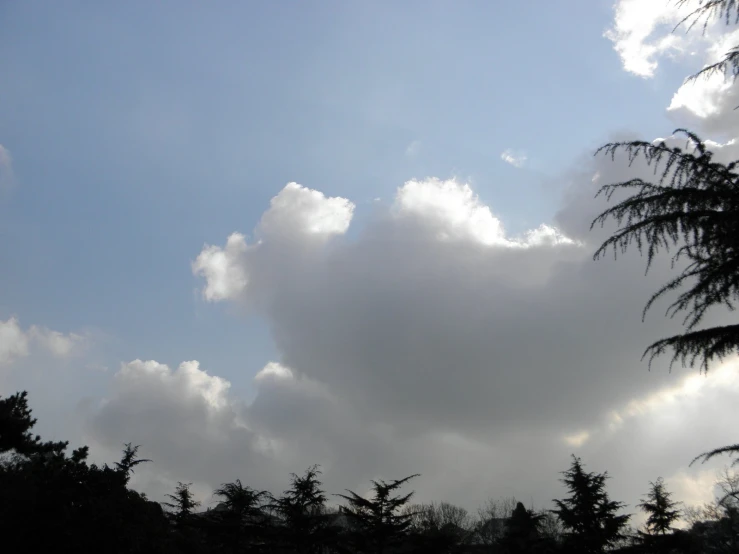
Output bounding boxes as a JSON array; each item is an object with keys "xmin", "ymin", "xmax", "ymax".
[
  {"xmin": 405, "ymin": 502, "xmax": 476, "ymax": 553},
  {"xmin": 0, "ymin": 390, "xmax": 67, "ymax": 457},
  {"xmin": 0, "ymin": 392, "xmax": 171, "ymax": 553},
  {"xmin": 6, "ymin": 389, "xmax": 739, "ymax": 553},
  {"xmin": 592, "ymin": 130, "xmax": 739, "ymax": 371},
  {"xmin": 676, "ymin": 0, "xmax": 739, "ymax": 88},
  {"xmin": 593, "ymin": 0, "xmax": 739, "ymax": 476},
  {"xmin": 498, "ymin": 502, "xmax": 556, "ymax": 554},
  {"xmin": 552, "ymin": 456, "xmax": 630, "ymax": 554},
  {"xmin": 336, "ymin": 474, "xmax": 419, "ymax": 553},
  {"xmin": 638, "ymin": 478, "xmax": 682, "ymax": 536},
  {"xmin": 270, "ymin": 465, "xmax": 340, "ymax": 553}
]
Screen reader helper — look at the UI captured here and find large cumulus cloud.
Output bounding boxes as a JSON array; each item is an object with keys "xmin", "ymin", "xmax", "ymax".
[
  {"xmin": 75, "ymin": 0, "xmax": 739, "ymax": 520},
  {"xmin": 161, "ymin": 152, "xmax": 739, "ymax": 514}
]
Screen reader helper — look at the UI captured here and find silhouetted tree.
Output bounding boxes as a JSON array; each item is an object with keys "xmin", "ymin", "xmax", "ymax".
[
  {"xmin": 591, "ymin": 0, "xmax": 739, "ymax": 502},
  {"xmin": 678, "ymin": 1, "xmax": 739, "ymax": 85},
  {"xmin": 164, "ymin": 481, "xmax": 201, "ymax": 523},
  {"xmin": 552, "ymin": 456, "xmax": 630, "ymax": 554},
  {"xmin": 115, "ymin": 442, "xmax": 152, "ymax": 481},
  {"xmin": 405, "ymin": 502, "xmax": 474, "ymax": 553},
  {"xmin": 639, "ymin": 478, "xmax": 682, "ymax": 536},
  {"xmin": 271, "ymin": 465, "xmax": 338, "ymax": 554},
  {"xmin": 592, "ymin": 1, "xmax": 739, "ymax": 373},
  {"xmin": 592, "ymin": 130, "xmax": 739, "ymax": 372},
  {"xmin": 337, "ymin": 474, "xmax": 419, "ymax": 554},
  {"xmin": 0, "ymin": 390, "xmax": 67, "ymax": 458},
  {"xmin": 498, "ymin": 501, "xmax": 556, "ymax": 554},
  {"xmin": 474, "ymin": 496, "xmax": 518, "ymax": 546},
  {"xmin": 206, "ymin": 479, "xmax": 269, "ymax": 553},
  {"xmin": 0, "ymin": 415, "xmax": 170, "ymax": 553}
]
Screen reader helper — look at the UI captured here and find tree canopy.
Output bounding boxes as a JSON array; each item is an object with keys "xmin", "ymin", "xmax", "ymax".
[{"xmin": 552, "ymin": 456, "xmax": 630, "ymax": 554}]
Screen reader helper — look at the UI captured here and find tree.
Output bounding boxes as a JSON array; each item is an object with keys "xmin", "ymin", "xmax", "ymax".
[
  {"xmin": 497, "ymin": 501, "xmax": 553, "ymax": 554},
  {"xmin": 677, "ymin": 1, "xmax": 739, "ymax": 86},
  {"xmin": 405, "ymin": 502, "xmax": 474, "ymax": 553},
  {"xmin": 474, "ymin": 496, "xmax": 518, "ymax": 545},
  {"xmin": 0, "ymin": 390, "xmax": 67, "ymax": 458},
  {"xmin": 207, "ymin": 479, "xmax": 269, "ymax": 554},
  {"xmin": 638, "ymin": 477, "xmax": 682, "ymax": 536},
  {"xmin": 114, "ymin": 442, "xmax": 152, "ymax": 483},
  {"xmin": 336, "ymin": 474, "xmax": 419, "ymax": 554},
  {"xmin": 271, "ymin": 465, "xmax": 337, "ymax": 554},
  {"xmin": 591, "ymin": 1, "xmax": 739, "ymax": 373},
  {"xmin": 590, "ymin": 0, "xmax": 739, "ymax": 486},
  {"xmin": 552, "ymin": 456, "xmax": 630, "ymax": 554},
  {"xmin": 592, "ymin": 130, "xmax": 739, "ymax": 372},
  {"xmin": 164, "ymin": 481, "xmax": 201, "ymax": 523},
  {"xmin": 0, "ymin": 398, "xmax": 170, "ymax": 554}
]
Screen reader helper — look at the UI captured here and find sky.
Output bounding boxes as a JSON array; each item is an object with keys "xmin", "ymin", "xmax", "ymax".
[{"xmin": 2, "ymin": 0, "xmax": 739, "ymax": 526}]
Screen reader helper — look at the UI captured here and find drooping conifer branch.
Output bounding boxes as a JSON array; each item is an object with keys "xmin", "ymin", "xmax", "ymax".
[{"xmin": 592, "ymin": 130, "xmax": 739, "ymax": 371}]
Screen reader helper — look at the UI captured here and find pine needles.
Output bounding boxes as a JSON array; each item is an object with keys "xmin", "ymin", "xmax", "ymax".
[{"xmin": 592, "ymin": 130, "xmax": 739, "ymax": 371}]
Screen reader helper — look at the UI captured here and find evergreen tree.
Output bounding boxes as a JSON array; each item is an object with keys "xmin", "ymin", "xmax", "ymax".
[
  {"xmin": 498, "ymin": 502, "xmax": 552, "ymax": 554},
  {"xmin": 638, "ymin": 478, "xmax": 682, "ymax": 535},
  {"xmin": 0, "ymin": 390, "xmax": 67, "ymax": 458},
  {"xmin": 164, "ymin": 481, "xmax": 201, "ymax": 523},
  {"xmin": 337, "ymin": 474, "xmax": 419, "ymax": 554},
  {"xmin": 271, "ymin": 465, "xmax": 338, "ymax": 554},
  {"xmin": 592, "ymin": 130, "xmax": 739, "ymax": 372},
  {"xmin": 677, "ymin": 1, "xmax": 739, "ymax": 86},
  {"xmin": 591, "ymin": 2, "xmax": 739, "ymax": 374},
  {"xmin": 114, "ymin": 442, "xmax": 152, "ymax": 482},
  {"xmin": 592, "ymin": 0, "xmax": 739, "ymax": 468},
  {"xmin": 552, "ymin": 456, "xmax": 630, "ymax": 554},
  {"xmin": 208, "ymin": 479, "xmax": 268, "ymax": 554}
]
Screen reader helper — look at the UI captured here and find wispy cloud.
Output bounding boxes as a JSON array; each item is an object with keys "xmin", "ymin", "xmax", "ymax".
[
  {"xmin": 0, "ymin": 144, "xmax": 15, "ymax": 191},
  {"xmin": 405, "ymin": 140, "xmax": 421, "ymax": 157},
  {"xmin": 500, "ymin": 148, "xmax": 527, "ymax": 168}
]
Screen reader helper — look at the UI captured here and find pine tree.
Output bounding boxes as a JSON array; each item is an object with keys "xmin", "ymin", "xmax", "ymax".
[
  {"xmin": 164, "ymin": 481, "xmax": 201, "ymax": 523},
  {"xmin": 498, "ymin": 501, "xmax": 549, "ymax": 554},
  {"xmin": 271, "ymin": 465, "xmax": 336, "ymax": 554},
  {"xmin": 593, "ymin": 0, "xmax": 739, "ymax": 469},
  {"xmin": 638, "ymin": 478, "xmax": 682, "ymax": 535},
  {"xmin": 552, "ymin": 456, "xmax": 630, "ymax": 554},
  {"xmin": 114, "ymin": 443, "xmax": 151, "ymax": 484},
  {"xmin": 336, "ymin": 474, "xmax": 419, "ymax": 554},
  {"xmin": 677, "ymin": 1, "xmax": 739, "ymax": 86},
  {"xmin": 592, "ymin": 130, "xmax": 739, "ymax": 372},
  {"xmin": 209, "ymin": 479, "xmax": 268, "ymax": 554},
  {"xmin": 591, "ymin": 2, "xmax": 739, "ymax": 373},
  {"xmin": 0, "ymin": 390, "xmax": 67, "ymax": 458}
]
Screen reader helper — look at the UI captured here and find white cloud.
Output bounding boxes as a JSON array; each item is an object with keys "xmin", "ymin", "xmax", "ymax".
[
  {"xmin": 606, "ymin": 0, "xmax": 739, "ymax": 135},
  {"xmin": 393, "ymin": 178, "xmax": 513, "ymax": 246},
  {"xmin": 500, "ymin": 148, "xmax": 527, "ymax": 168},
  {"xmin": 181, "ymin": 149, "xmax": 739, "ymax": 513},
  {"xmin": 667, "ymin": 28, "xmax": 739, "ymax": 134},
  {"xmin": 49, "ymin": 133, "xmax": 739, "ymax": 516},
  {"xmin": 192, "ymin": 233, "xmax": 249, "ymax": 302},
  {"xmin": 605, "ymin": 0, "xmax": 693, "ymax": 78},
  {"xmin": 259, "ymin": 182, "xmax": 354, "ymax": 239},
  {"xmin": 0, "ymin": 318, "xmax": 30, "ymax": 366},
  {"xmin": 193, "ymin": 184, "xmax": 355, "ymax": 303},
  {"xmin": 0, "ymin": 317, "xmax": 86, "ymax": 366},
  {"xmin": 254, "ymin": 361, "xmax": 294, "ymax": 382},
  {"xmin": 29, "ymin": 326, "xmax": 87, "ymax": 358}
]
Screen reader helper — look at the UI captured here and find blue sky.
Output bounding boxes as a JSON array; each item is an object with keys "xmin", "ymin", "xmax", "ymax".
[
  {"xmin": 0, "ymin": 0, "xmax": 689, "ymax": 387},
  {"xmin": 2, "ymin": 0, "xmax": 737, "ymax": 515}
]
